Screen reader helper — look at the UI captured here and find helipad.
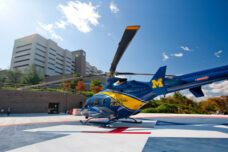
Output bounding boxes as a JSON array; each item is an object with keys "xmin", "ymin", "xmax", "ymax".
[{"xmin": 0, "ymin": 114, "xmax": 228, "ymax": 152}]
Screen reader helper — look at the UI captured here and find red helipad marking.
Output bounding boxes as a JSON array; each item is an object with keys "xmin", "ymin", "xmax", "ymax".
[
  {"xmin": 135, "ymin": 115, "xmax": 228, "ymax": 119},
  {"xmin": 83, "ymin": 127, "xmax": 151, "ymax": 134},
  {"xmin": 109, "ymin": 127, "xmax": 128, "ymax": 133}
]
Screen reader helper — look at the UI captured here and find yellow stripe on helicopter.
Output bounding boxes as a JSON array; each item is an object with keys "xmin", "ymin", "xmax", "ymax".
[{"xmin": 100, "ymin": 92, "xmax": 146, "ymax": 110}]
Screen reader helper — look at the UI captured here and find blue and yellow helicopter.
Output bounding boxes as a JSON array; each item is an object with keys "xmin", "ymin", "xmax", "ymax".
[
  {"xmin": 80, "ymin": 25, "xmax": 228, "ymax": 124},
  {"xmin": 21, "ymin": 25, "xmax": 228, "ymax": 125}
]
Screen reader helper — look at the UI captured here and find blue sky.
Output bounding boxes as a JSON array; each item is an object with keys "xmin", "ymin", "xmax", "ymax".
[{"xmin": 0, "ymin": 0, "xmax": 227, "ymax": 100}]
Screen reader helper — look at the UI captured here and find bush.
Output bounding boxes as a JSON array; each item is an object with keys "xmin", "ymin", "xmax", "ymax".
[{"xmin": 81, "ymin": 91, "xmax": 94, "ymax": 97}]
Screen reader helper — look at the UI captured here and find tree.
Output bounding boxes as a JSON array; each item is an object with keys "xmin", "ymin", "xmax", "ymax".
[
  {"xmin": 93, "ymin": 86, "xmax": 104, "ymax": 93},
  {"xmin": 22, "ymin": 65, "xmax": 43, "ymax": 85},
  {"xmin": 74, "ymin": 73, "xmax": 81, "ymax": 77},
  {"xmin": 70, "ymin": 80, "xmax": 78, "ymax": 90},
  {"xmin": 7, "ymin": 69, "xmax": 23, "ymax": 84},
  {"xmin": 63, "ymin": 82, "xmax": 71, "ymax": 90},
  {"xmin": 76, "ymin": 81, "xmax": 86, "ymax": 92},
  {"xmin": 69, "ymin": 73, "xmax": 81, "ymax": 90},
  {"xmin": 90, "ymin": 79, "xmax": 102, "ymax": 91}
]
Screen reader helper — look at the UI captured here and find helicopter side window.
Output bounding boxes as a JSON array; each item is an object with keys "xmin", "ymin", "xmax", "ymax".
[
  {"xmin": 90, "ymin": 99, "xmax": 93, "ymax": 107},
  {"xmin": 102, "ymin": 98, "xmax": 106, "ymax": 105},
  {"xmin": 94, "ymin": 98, "xmax": 99, "ymax": 106}
]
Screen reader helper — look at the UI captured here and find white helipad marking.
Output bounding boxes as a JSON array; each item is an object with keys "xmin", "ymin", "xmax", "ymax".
[
  {"xmin": 8, "ymin": 125, "xmax": 151, "ymax": 152},
  {"xmin": 3, "ymin": 114, "xmax": 228, "ymax": 152},
  {"xmin": 25, "ymin": 125, "xmax": 110, "ymax": 134},
  {"xmin": 151, "ymin": 124, "xmax": 228, "ymax": 138}
]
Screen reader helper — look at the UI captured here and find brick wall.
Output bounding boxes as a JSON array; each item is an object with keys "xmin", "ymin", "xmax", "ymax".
[{"xmin": 0, "ymin": 89, "xmax": 87, "ymax": 114}]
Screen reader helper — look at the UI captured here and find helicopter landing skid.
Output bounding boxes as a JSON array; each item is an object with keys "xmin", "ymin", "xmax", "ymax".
[
  {"xmin": 119, "ymin": 117, "xmax": 142, "ymax": 123},
  {"xmin": 80, "ymin": 117, "xmax": 142, "ymax": 128},
  {"xmin": 80, "ymin": 117, "xmax": 94, "ymax": 125}
]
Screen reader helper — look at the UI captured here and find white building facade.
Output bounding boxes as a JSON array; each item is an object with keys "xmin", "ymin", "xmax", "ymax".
[
  {"xmin": 10, "ymin": 34, "xmax": 75, "ymax": 76},
  {"xmin": 11, "ymin": 34, "xmax": 103, "ymax": 77}
]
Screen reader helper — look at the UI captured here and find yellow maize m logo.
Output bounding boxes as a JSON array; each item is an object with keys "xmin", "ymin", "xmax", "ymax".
[{"xmin": 152, "ymin": 78, "xmax": 163, "ymax": 88}]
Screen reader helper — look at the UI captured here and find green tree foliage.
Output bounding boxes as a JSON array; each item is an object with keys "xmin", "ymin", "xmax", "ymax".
[
  {"xmin": 141, "ymin": 92, "xmax": 228, "ymax": 114},
  {"xmin": 22, "ymin": 65, "xmax": 43, "ymax": 85},
  {"xmin": 69, "ymin": 73, "xmax": 81, "ymax": 90},
  {"xmin": 90, "ymin": 79, "xmax": 102, "ymax": 91},
  {"xmin": 74, "ymin": 73, "xmax": 81, "ymax": 77},
  {"xmin": 6, "ymin": 69, "xmax": 23, "ymax": 84},
  {"xmin": 142, "ymin": 92, "xmax": 201, "ymax": 114},
  {"xmin": 198, "ymin": 97, "xmax": 228, "ymax": 114}
]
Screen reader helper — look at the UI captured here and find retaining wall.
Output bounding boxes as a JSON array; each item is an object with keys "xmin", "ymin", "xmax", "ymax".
[{"xmin": 0, "ymin": 89, "xmax": 87, "ymax": 114}]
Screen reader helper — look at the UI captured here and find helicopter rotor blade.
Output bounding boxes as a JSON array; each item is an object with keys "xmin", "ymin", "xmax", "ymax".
[
  {"xmin": 115, "ymin": 72, "xmax": 176, "ymax": 77},
  {"xmin": 109, "ymin": 25, "xmax": 140, "ymax": 77},
  {"xmin": 17, "ymin": 74, "xmax": 106, "ymax": 90}
]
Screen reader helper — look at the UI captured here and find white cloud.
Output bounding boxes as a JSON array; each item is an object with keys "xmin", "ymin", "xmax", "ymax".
[
  {"xmin": 37, "ymin": 21, "xmax": 63, "ymax": 41},
  {"xmin": 58, "ymin": 1, "xmax": 100, "ymax": 33},
  {"xmin": 55, "ymin": 20, "xmax": 67, "ymax": 29},
  {"xmin": 214, "ymin": 50, "xmax": 223, "ymax": 58},
  {"xmin": 0, "ymin": 1, "xmax": 5, "ymax": 10},
  {"xmin": 208, "ymin": 81, "xmax": 228, "ymax": 94},
  {"xmin": 162, "ymin": 52, "xmax": 169, "ymax": 61},
  {"xmin": 180, "ymin": 46, "xmax": 191, "ymax": 51},
  {"xmin": 182, "ymin": 81, "xmax": 228, "ymax": 101},
  {"xmin": 171, "ymin": 53, "xmax": 183, "ymax": 57},
  {"xmin": 110, "ymin": 2, "xmax": 119, "ymax": 13}
]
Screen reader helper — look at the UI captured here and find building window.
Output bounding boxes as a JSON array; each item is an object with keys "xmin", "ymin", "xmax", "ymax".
[
  {"xmin": 15, "ymin": 53, "xmax": 30, "ymax": 59},
  {"xmin": 55, "ymin": 66, "xmax": 63, "ymax": 71},
  {"xmin": 49, "ymin": 52, "xmax": 56, "ymax": 56},
  {"xmin": 34, "ymin": 58, "xmax": 45, "ymax": 63},
  {"xmin": 48, "ymin": 67, "xmax": 54, "ymax": 70},
  {"xmin": 14, "ymin": 59, "xmax": 30, "ymax": 63},
  {"xmin": 14, "ymin": 64, "xmax": 29, "ymax": 68},
  {"xmin": 49, "ymin": 57, "xmax": 55, "ymax": 61},
  {"xmin": 36, "ymin": 48, "xmax": 46, "ymax": 54},
  {"xmin": 50, "ymin": 48, "xmax": 56, "ymax": 52},
  {"xmin": 66, "ymin": 60, "xmax": 71, "ymax": 64},
  {"xmin": 56, "ymin": 57, "xmax": 64, "ymax": 62},
  {"xmin": 36, "ymin": 43, "xmax": 47, "ymax": 49},
  {"xmin": 56, "ymin": 62, "xmax": 64, "ymax": 66},
  {"xmin": 48, "ymin": 62, "xmax": 55, "ymax": 65},
  {"xmin": 16, "ymin": 43, "xmax": 32, "ymax": 49},
  {"xmin": 57, "ymin": 53, "xmax": 64, "ymax": 58},
  {"xmin": 55, "ymin": 71, "xmax": 63, "ymax": 74},
  {"xmin": 16, "ymin": 48, "xmax": 31, "ymax": 54},
  {"xmin": 35, "ymin": 64, "xmax": 44, "ymax": 68},
  {"xmin": 35, "ymin": 53, "xmax": 46, "ymax": 59}
]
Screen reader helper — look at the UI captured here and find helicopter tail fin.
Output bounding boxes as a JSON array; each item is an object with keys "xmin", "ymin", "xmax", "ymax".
[{"xmin": 150, "ymin": 66, "xmax": 167, "ymax": 95}]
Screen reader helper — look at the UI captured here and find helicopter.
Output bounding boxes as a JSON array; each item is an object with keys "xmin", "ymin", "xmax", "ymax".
[{"xmin": 20, "ymin": 25, "xmax": 228, "ymax": 126}]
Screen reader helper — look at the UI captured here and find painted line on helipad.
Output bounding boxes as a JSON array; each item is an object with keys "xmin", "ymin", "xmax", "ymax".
[{"xmin": 83, "ymin": 127, "xmax": 151, "ymax": 134}]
